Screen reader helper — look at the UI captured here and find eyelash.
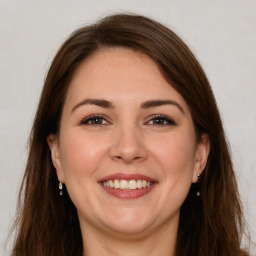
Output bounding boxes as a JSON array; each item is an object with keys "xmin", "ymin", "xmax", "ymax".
[
  {"xmin": 79, "ymin": 115, "xmax": 109, "ymax": 125},
  {"xmin": 146, "ymin": 115, "xmax": 177, "ymax": 126},
  {"xmin": 79, "ymin": 114, "xmax": 177, "ymax": 126}
]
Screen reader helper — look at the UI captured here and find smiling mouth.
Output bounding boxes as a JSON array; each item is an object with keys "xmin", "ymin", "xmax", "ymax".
[
  {"xmin": 102, "ymin": 179, "xmax": 154, "ymax": 190},
  {"xmin": 98, "ymin": 173, "xmax": 157, "ymax": 199}
]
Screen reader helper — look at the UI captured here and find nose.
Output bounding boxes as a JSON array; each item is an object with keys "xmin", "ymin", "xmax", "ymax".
[{"xmin": 109, "ymin": 125, "xmax": 148, "ymax": 164}]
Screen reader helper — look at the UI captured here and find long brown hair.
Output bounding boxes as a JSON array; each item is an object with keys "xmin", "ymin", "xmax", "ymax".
[{"xmin": 10, "ymin": 13, "xmax": 249, "ymax": 256}]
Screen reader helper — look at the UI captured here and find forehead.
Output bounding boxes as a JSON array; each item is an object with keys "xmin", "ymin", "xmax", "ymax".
[
  {"xmin": 65, "ymin": 47, "xmax": 190, "ymax": 112},
  {"xmin": 70, "ymin": 48, "xmax": 162, "ymax": 91}
]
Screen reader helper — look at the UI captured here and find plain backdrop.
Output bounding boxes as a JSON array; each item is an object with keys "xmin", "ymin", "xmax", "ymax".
[{"xmin": 0, "ymin": 0, "xmax": 255, "ymax": 255}]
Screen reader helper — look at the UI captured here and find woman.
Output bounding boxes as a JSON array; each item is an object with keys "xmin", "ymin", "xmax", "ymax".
[{"xmin": 10, "ymin": 13, "xmax": 249, "ymax": 256}]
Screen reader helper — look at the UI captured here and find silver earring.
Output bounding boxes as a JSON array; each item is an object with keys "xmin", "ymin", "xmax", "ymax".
[
  {"xmin": 196, "ymin": 174, "xmax": 201, "ymax": 197},
  {"xmin": 59, "ymin": 182, "xmax": 63, "ymax": 196}
]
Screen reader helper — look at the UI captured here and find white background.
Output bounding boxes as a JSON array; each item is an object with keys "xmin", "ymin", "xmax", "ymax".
[{"xmin": 0, "ymin": 0, "xmax": 255, "ymax": 255}]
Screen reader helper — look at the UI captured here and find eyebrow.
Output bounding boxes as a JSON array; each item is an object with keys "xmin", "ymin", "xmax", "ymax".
[
  {"xmin": 71, "ymin": 98, "xmax": 185, "ymax": 114},
  {"xmin": 71, "ymin": 99, "xmax": 114, "ymax": 113},
  {"xmin": 141, "ymin": 100, "xmax": 185, "ymax": 114}
]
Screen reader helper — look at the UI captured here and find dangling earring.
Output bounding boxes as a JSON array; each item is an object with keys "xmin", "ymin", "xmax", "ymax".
[
  {"xmin": 196, "ymin": 174, "xmax": 201, "ymax": 197},
  {"xmin": 59, "ymin": 182, "xmax": 63, "ymax": 196}
]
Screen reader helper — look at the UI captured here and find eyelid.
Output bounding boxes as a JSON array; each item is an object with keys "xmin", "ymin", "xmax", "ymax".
[
  {"xmin": 78, "ymin": 114, "xmax": 177, "ymax": 126},
  {"xmin": 145, "ymin": 114, "xmax": 177, "ymax": 126},
  {"xmin": 79, "ymin": 114, "xmax": 111, "ymax": 125}
]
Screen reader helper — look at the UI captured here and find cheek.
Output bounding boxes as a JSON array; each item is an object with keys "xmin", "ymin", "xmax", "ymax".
[
  {"xmin": 150, "ymin": 132, "xmax": 196, "ymax": 182},
  {"xmin": 58, "ymin": 132, "xmax": 110, "ymax": 213},
  {"xmin": 59, "ymin": 132, "xmax": 107, "ymax": 187},
  {"xmin": 144, "ymin": 131, "xmax": 197, "ymax": 220}
]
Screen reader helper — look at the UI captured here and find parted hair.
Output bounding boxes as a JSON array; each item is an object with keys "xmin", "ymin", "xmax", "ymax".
[{"xmin": 10, "ymin": 13, "xmax": 249, "ymax": 256}]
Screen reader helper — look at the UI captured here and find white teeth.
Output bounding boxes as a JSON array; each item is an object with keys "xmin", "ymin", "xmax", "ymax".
[
  {"xmin": 120, "ymin": 180, "xmax": 128, "ymax": 189},
  {"xmin": 102, "ymin": 179, "xmax": 153, "ymax": 190},
  {"xmin": 113, "ymin": 179, "xmax": 120, "ymax": 189},
  {"xmin": 109, "ymin": 180, "xmax": 114, "ymax": 188},
  {"xmin": 128, "ymin": 180, "xmax": 137, "ymax": 190},
  {"xmin": 137, "ymin": 180, "xmax": 142, "ymax": 189}
]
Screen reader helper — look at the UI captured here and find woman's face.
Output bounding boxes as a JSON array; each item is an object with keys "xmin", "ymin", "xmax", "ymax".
[{"xmin": 48, "ymin": 48, "xmax": 209, "ymax": 237}]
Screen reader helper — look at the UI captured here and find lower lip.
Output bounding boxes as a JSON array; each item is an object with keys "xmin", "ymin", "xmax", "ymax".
[{"xmin": 100, "ymin": 184, "xmax": 156, "ymax": 199}]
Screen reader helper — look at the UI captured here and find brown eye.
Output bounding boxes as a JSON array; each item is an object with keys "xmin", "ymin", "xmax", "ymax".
[
  {"xmin": 147, "ymin": 115, "xmax": 177, "ymax": 126},
  {"xmin": 80, "ymin": 115, "xmax": 109, "ymax": 125}
]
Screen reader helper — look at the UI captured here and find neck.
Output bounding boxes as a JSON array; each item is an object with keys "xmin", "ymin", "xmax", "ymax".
[{"xmin": 80, "ymin": 217, "xmax": 178, "ymax": 256}]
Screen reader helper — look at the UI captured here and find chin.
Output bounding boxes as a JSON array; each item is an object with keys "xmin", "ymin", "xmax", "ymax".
[{"xmin": 98, "ymin": 208, "xmax": 159, "ymax": 236}]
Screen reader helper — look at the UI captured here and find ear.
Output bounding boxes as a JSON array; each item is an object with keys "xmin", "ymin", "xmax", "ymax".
[
  {"xmin": 192, "ymin": 133, "xmax": 210, "ymax": 183},
  {"xmin": 47, "ymin": 134, "xmax": 65, "ymax": 183}
]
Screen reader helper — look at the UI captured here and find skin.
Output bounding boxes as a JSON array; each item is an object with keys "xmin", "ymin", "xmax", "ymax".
[{"xmin": 48, "ymin": 48, "xmax": 210, "ymax": 256}]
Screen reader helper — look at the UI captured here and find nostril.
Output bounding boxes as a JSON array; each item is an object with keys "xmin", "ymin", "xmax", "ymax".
[{"xmin": 109, "ymin": 136, "xmax": 148, "ymax": 163}]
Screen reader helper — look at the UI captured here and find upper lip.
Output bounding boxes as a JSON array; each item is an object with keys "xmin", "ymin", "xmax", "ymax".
[{"xmin": 98, "ymin": 173, "xmax": 157, "ymax": 183}]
